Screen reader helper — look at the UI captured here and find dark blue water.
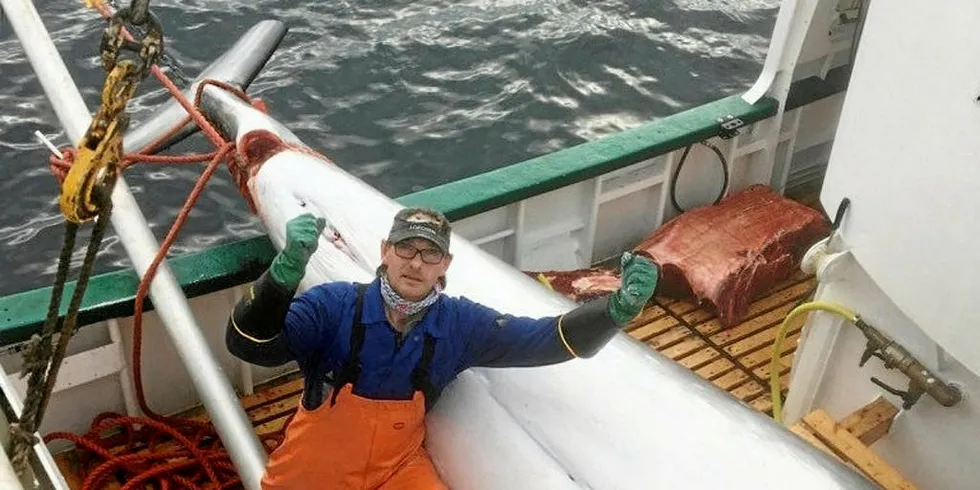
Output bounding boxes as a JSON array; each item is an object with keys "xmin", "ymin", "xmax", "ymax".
[{"xmin": 0, "ymin": 0, "xmax": 779, "ymax": 296}]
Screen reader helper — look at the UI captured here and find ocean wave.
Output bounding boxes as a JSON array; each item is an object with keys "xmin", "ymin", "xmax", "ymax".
[{"xmin": 0, "ymin": 0, "xmax": 777, "ymax": 295}]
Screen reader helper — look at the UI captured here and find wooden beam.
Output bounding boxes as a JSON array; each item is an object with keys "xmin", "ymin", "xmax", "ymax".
[
  {"xmin": 789, "ymin": 423, "xmax": 841, "ymax": 462},
  {"xmin": 802, "ymin": 409, "xmax": 917, "ymax": 490},
  {"xmin": 840, "ymin": 397, "xmax": 900, "ymax": 446}
]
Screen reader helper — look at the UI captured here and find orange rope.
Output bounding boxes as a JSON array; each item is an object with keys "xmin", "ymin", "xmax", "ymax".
[{"xmin": 42, "ymin": 5, "xmax": 286, "ymax": 489}]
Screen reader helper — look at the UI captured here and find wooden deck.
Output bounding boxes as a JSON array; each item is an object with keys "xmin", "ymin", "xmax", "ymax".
[
  {"xmin": 625, "ymin": 269, "xmax": 816, "ymax": 416},
  {"xmin": 792, "ymin": 401, "xmax": 915, "ymax": 490},
  {"xmin": 54, "ymin": 186, "xmax": 921, "ymax": 489},
  {"xmin": 55, "ymin": 269, "xmax": 921, "ymax": 490},
  {"xmin": 54, "ymin": 270, "xmax": 918, "ymax": 489}
]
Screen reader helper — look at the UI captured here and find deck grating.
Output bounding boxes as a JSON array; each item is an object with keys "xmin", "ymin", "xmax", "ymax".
[{"xmin": 626, "ymin": 269, "xmax": 816, "ymax": 415}]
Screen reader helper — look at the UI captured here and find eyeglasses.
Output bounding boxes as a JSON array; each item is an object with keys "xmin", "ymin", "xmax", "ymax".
[{"xmin": 392, "ymin": 241, "xmax": 445, "ymax": 264}]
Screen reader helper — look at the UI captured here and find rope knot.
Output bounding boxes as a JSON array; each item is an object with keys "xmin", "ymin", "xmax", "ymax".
[
  {"xmin": 49, "ymin": 147, "xmax": 77, "ymax": 185},
  {"xmin": 8, "ymin": 422, "xmax": 39, "ymax": 446},
  {"xmin": 20, "ymin": 333, "xmax": 52, "ymax": 375},
  {"xmin": 8, "ymin": 422, "xmax": 39, "ymax": 473}
]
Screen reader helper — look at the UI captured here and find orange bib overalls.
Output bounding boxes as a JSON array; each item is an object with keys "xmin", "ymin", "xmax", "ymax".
[{"xmin": 261, "ymin": 284, "xmax": 447, "ymax": 490}]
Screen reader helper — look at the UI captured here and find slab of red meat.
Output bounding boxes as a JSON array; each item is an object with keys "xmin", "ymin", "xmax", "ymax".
[
  {"xmin": 523, "ymin": 267, "xmax": 621, "ymax": 303},
  {"xmin": 633, "ymin": 184, "xmax": 829, "ymax": 328}
]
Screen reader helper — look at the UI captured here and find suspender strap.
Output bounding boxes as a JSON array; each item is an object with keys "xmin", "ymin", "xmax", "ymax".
[
  {"xmin": 329, "ymin": 282, "xmax": 368, "ymax": 407},
  {"xmin": 411, "ymin": 333, "xmax": 438, "ymax": 409},
  {"xmin": 329, "ymin": 282, "xmax": 439, "ymax": 408}
]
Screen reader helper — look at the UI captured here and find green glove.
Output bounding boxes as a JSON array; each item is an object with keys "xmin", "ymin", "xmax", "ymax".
[
  {"xmin": 608, "ymin": 252, "xmax": 659, "ymax": 326},
  {"xmin": 269, "ymin": 213, "xmax": 327, "ymax": 289}
]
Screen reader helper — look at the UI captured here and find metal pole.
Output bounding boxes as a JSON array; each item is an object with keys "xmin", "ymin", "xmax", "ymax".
[
  {"xmin": 0, "ymin": 441, "xmax": 25, "ymax": 490},
  {"xmin": 0, "ymin": 367, "xmax": 70, "ymax": 489},
  {"xmin": 1, "ymin": 0, "xmax": 267, "ymax": 488}
]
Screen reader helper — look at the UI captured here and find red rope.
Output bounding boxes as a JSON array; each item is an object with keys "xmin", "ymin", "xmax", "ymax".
[{"xmin": 42, "ymin": 5, "xmax": 288, "ymax": 489}]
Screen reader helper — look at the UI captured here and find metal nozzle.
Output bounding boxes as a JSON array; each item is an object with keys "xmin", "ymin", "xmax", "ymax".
[{"xmin": 854, "ymin": 318, "xmax": 962, "ymax": 410}]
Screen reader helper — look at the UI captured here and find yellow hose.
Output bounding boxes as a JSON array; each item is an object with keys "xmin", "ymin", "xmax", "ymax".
[{"xmin": 770, "ymin": 301, "xmax": 858, "ymax": 424}]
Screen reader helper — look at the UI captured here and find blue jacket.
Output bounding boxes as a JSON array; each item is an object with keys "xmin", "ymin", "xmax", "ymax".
[{"xmin": 282, "ymin": 278, "xmax": 572, "ymax": 405}]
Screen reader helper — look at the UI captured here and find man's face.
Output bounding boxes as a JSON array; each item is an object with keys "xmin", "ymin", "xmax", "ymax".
[{"xmin": 380, "ymin": 238, "xmax": 452, "ymax": 301}]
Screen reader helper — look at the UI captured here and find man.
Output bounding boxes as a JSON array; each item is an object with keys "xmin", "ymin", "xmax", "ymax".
[{"xmin": 227, "ymin": 207, "xmax": 659, "ymax": 489}]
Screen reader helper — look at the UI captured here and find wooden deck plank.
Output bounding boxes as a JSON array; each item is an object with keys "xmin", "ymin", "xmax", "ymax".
[
  {"xmin": 660, "ymin": 337, "xmax": 706, "ymax": 360},
  {"xmin": 750, "ymin": 394, "xmax": 775, "ymax": 414},
  {"xmin": 646, "ymin": 325, "xmax": 693, "ymax": 350},
  {"xmin": 675, "ymin": 345, "xmax": 723, "ymax": 370},
  {"xmin": 738, "ymin": 331, "xmax": 802, "ymax": 370},
  {"xmin": 631, "ymin": 267, "xmax": 815, "ymax": 418},
  {"xmin": 712, "ymin": 352, "xmax": 794, "ymax": 393},
  {"xmin": 693, "ymin": 324, "xmax": 800, "ymax": 383},
  {"xmin": 753, "ymin": 352, "xmax": 795, "ymax": 379},
  {"xmin": 709, "ymin": 302, "xmax": 799, "ymax": 347},
  {"xmin": 627, "ymin": 315, "xmax": 678, "ymax": 341},
  {"xmin": 625, "ymin": 306, "xmax": 669, "ymax": 332},
  {"xmin": 840, "ymin": 397, "xmax": 900, "ymax": 446},
  {"xmin": 787, "ymin": 398, "xmax": 908, "ymax": 489},
  {"xmin": 177, "ymin": 375, "xmax": 303, "ymax": 424},
  {"xmin": 254, "ymin": 416, "xmax": 292, "ymax": 438},
  {"xmin": 711, "ymin": 368, "xmax": 755, "ymax": 392},
  {"xmin": 723, "ymin": 318, "xmax": 798, "ymax": 357},
  {"xmin": 790, "ymin": 424, "xmax": 841, "ymax": 462},
  {"xmin": 678, "ymin": 308, "xmax": 715, "ymax": 326},
  {"xmin": 654, "ymin": 280, "xmax": 812, "ymax": 367},
  {"xmin": 250, "ymin": 394, "xmax": 302, "ymax": 426},
  {"xmin": 803, "ymin": 410, "xmax": 917, "ymax": 490},
  {"xmin": 696, "ymin": 358, "xmax": 735, "ymax": 380},
  {"xmin": 683, "ymin": 277, "xmax": 815, "ymax": 333},
  {"xmin": 729, "ymin": 372, "xmax": 790, "ymax": 403},
  {"xmin": 243, "ymin": 377, "xmax": 304, "ymax": 409},
  {"xmin": 660, "ymin": 299, "xmax": 701, "ymax": 316}
]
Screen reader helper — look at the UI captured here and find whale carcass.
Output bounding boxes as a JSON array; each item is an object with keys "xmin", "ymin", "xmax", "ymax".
[{"xmin": 198, "ymin": 84, "xmax": 877, "ymax": 490}]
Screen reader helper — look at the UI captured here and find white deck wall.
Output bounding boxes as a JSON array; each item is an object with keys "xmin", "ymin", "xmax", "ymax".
[
  {"xmin": 785, "ymin": 250, "xmax": 979, "ymax": 490},
  {"xmin": 784, "ymin": 2, "xmax": 980, "ymax": 488}
]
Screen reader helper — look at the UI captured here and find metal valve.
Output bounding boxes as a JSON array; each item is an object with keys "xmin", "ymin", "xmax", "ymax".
[
  {"xmin": 854, "ymin": 318, "xmax": 962, "ymax": 410},
  {"xmin": 870, "ymin": 376, "xmax": 924, "ymax": 410}
]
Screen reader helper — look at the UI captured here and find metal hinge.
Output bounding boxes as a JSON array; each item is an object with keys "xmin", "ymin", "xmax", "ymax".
[{"xmin": 717, "ymin": 115, "xmax": 744, "ymax": 139}]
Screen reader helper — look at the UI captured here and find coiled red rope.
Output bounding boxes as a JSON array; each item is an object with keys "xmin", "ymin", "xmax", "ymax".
[{"xmin": 42, "ymin": 4, "xmax": 285, "ymax": 489}]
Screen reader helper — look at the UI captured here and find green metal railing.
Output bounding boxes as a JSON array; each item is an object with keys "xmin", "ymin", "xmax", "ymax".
[{"xmin": 0, "ymin": 67, "xmax": 848, "ymax": 346}]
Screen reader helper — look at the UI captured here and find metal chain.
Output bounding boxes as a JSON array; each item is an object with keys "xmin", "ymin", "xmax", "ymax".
[{"xmin": 100, "ymin": 0, "xmax": 163, "ymax": 80}]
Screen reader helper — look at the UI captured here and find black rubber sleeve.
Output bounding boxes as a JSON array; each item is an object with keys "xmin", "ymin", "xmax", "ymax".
[
  {"xmin": 558, "ymin": 296, "xmax": 620, "ymax": 358},
  {"xmin": 225, "ymin": 270, "xmax": 295, "ymax": 367}
]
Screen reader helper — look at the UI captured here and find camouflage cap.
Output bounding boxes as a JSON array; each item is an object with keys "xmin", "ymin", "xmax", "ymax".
[{"xmin": 387, "ymin": 207, "xmax": 451, "ymax": 254}]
